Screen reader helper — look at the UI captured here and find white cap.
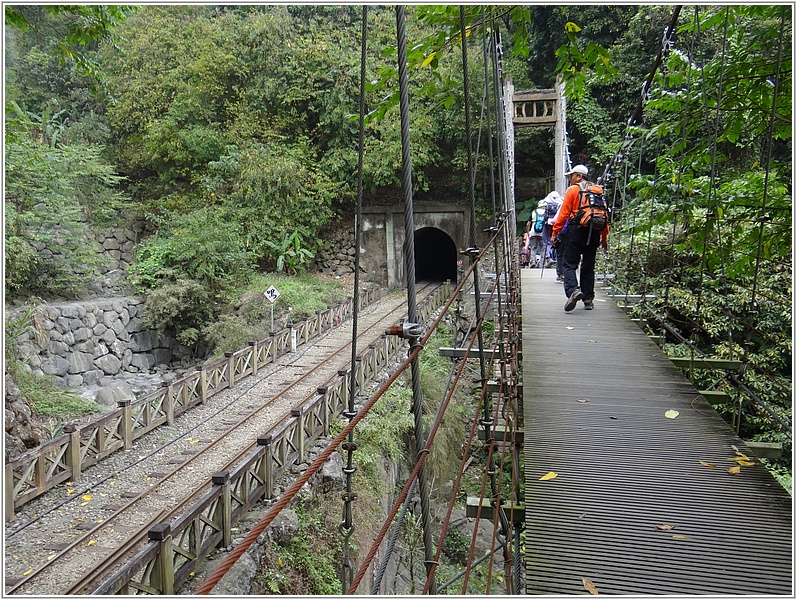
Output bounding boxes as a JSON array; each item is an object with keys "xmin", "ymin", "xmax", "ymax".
[{"xmin": 564, "ymin": 164, "xmax": 589, "ymax": 176}]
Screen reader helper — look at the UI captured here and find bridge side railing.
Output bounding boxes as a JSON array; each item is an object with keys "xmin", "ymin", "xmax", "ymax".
[
  {"xmin": 5, "ymin": 287, "xmax": 384, "ymax": 520},
  {"xmin": 91, "ymin": 282, "xmax": 450, "ymax": 596}
]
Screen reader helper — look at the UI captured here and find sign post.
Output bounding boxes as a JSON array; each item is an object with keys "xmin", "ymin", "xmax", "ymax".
[{"xmin": 263, "ymin": 285, "xmax": 281, "ymax": 333}]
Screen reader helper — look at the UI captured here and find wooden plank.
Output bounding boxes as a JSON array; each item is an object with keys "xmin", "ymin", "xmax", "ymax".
[
  {"xmin": 485, "ymin": 381, "xmax": 523, "ymax": 394},
  {"xmin": 478, "ymin": 425, "xmax": 523, "ymax": 444},
  {"xmin": 669, "ymin": 357, "xmax": 743, "ymax": 371},
  {"xmin": 438, "ymin": 347, "xmax": 521, "ymax": 360},
  {"xmin": 466, "ymin": 497, "xmax": 525, "ymax": 525},
  {"xmin": 520, "ymin": 268, "xmax": 792, "ymax": 595},
  {"xmin": 744, "ymin": 441, "xmax": 782, "ymax": 460},
  {"xmin": 513, "ymin": 89, "xmax": 557, "ymax": 102}
]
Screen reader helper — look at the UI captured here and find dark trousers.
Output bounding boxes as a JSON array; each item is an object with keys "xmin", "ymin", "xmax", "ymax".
[{"xmin": 561, "ymin": 225, "xmax": 600, "ymax": 301}]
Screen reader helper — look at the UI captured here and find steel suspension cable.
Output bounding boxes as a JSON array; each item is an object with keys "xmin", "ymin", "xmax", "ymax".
[
  {"xmin": 747, "ymin": 6, "xmax": 788, "ymax": 356},
  {"xmin": 457, "ymin": 23, "xmax": 509, "ymax": 581},
  {"xmin": 394, "ymin": 6, "xmax": 437, "ymax": 593},
  {"xmin": 198, "ymin": 226, "xmax": 500, "ymax": 595},
  {"xmin": 664, "ymin": 5, "xmax": 699, "ymax": 310},
  {"xmin": 481, "ymin": 7, "xmax": 497, "ymax": 221},
  {"xmin": 372, "ymin": 291, "xmax": 489, "ymax": 593},
  {"xmin": 421, "ymin": 301, "xmax": 505, "ymax": 593},
  {"xmin": 691, "ymin": 7, "xmax": 730, "ymax": 383},
  {"xmin": 339, "ymin": 6, "xmax": 368, "ymax": 592},
  {"xmin": 346, "ymin": 243, "xmax": 506, "ymax": 594},
  {"xmin": 600, "ymin": 5, "xmax": 682, "ymax": 184}
]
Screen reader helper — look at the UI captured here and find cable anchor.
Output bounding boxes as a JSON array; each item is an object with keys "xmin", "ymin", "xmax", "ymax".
[{"xmin": 385, "ymin": 322, "xmax": 426, "ymax": 348}]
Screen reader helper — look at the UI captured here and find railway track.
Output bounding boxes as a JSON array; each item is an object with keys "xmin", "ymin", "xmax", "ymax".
[{"xmin": 5, "ymin": 283, "xmax": 441, "ymax": 595}]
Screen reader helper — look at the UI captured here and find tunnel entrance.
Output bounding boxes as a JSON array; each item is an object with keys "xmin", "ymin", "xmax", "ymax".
[{"xmin": 414, "ymin": 227, "xmax": 457, "ymax": 283}]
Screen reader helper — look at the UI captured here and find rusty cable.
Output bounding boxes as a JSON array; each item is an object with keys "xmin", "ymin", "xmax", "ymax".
[
  {"xmin": 196, "ymin": 225, "xmax": 504, "ymax": 594},
  {"xmin": 346, "ymin": 262, "xmax": 503, "ymax": 594}
]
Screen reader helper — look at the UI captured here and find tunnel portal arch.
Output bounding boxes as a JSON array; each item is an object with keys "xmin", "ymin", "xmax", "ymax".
[{"xmin": 414, "ymin": 227, "xmax": 457, "ymax": 283}]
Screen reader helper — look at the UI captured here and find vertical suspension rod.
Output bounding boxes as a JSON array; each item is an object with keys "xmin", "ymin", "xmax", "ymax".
[{"xmin": 339, "ymin": 5, "xmax": 368, "ymax": 594}]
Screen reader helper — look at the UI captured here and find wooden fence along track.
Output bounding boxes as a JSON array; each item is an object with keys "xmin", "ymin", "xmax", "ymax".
[
  {"xmin": 5, "ymin": 283, "xmax": 450, "ymax": 595},
  {"xmin": 5, "ymin": 287, "xmax": 382, "ymax": 517}
]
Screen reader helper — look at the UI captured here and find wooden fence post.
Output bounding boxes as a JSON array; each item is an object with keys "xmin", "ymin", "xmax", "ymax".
[
  {"xmin": 318, "ymin": 386, "xmax": 330, "ymax": 435},
  {"xmin": 148, "ymin": 524, "xmax": 174, "ymax": 595},
  {"xmin": 5, "ymin": 463, "xmax": 15, "ymax": 522},
  {"xmin": 291, "ymin": 407, "xmax": 305, "ymax": 462},
  {"xmin": 197, "ymin": 366, "xmax": 208, "ymax": 404},
  {"xmin": 212, "ymin": 472, "xmax": 232, "ymax": 548},
  {"xmin": 249, "ymin": 341, "xmax": 258, "ymax": 375},
  {"xmin": 63, "ymin": 424, "xmax": 82, "ymax": 480},
  {"xmin": 117, "ymin": 400, "xmax": 133, "ymax": 449},
  {"xmin": 258, "ymin": 435, "xmax": 273, "ymax": 499},
  {"xmin": 161, "ymin": 383, "xmax": 174, "ymax": 426},
  {"xmin": 225, "ymin": 352, "xmax": 235, "ymax": 388}
]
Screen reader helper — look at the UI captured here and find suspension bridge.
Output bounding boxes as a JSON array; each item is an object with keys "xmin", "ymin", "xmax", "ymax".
[
  {"xmin": 193, "ymin": 6, "xmax": 791, "ymax": 596},
  {"xmin": 4, "ymin": 5, "xmax": 790, "ymax": 596}
]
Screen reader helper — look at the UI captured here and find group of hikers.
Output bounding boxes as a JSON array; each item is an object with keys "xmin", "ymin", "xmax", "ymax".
[{"xmin": 520, "ymin": 164, "xmax": 610, "ymax": 312}]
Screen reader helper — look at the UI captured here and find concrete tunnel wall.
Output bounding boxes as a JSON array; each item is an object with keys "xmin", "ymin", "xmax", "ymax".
[{"xmin": 360, "ymin": 204, "xmax": 489, "ymax": 288}]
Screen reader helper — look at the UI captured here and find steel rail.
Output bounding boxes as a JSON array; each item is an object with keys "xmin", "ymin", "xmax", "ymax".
[{"xmin": 6, "ymin": 284, "xmax": 439, "ymax": 595}]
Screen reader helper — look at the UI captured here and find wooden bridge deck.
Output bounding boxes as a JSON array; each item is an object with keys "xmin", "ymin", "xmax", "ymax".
[{"xmin": 520, "ymin": 267, "xmax": 793, "ymax": 595}]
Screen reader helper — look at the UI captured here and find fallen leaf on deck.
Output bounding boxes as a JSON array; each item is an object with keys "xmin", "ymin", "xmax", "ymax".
[
  {"xmin": 577, "ymin": 398, "xmax": 589, "ymax": 403},
  {"xmin": 582, "ymin": 578, "xmax": 599, "ymax": 595},
  {"xmin": 566, "ymin": 326, "xmax": 574, "ymax": 330},
  {"xmin": 727, "ymin": 465, "xmax": 741, "ymax": 475},
  {"xmin": 699, "ymin": 461, "xmax": 717, "ymax": 467},
  {"xmin": 87, "ymin": 540, "xmax": 95, "ymax": 546},
  {"xmin": 587, "ymin": 339, "xmax": 599, "ymax": 343},
  {"xmin": 664, "ymin": 410, "xmax": 679, "ymax": 419},
  {"xmin": 539, "ymin": 471, "xmax": 558, "ymax": 481},
  {"xmin": 656, "ymin": 524, "xmax": 676, "ymax": 531},
  {"xmin": 672, "ymin": 535, "xmax": 689, "ymax": 539}
]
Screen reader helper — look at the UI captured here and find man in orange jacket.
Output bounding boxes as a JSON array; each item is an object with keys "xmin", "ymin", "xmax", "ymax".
[{"xmin": 550, "ymin": 164, "xmax": 609, "ymax": 312}]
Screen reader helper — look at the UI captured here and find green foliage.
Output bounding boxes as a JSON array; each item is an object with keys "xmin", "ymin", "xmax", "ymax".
[
  {"xmin": 351, "ymin": 385, "xmax": 415, "ymax": 481},
  {"xmin": 264, "ymin": 232, "xmax": 314, "ymax": 275},
  {"xmin": 242, "ymin": 272, "xmax": 349, "ymax": 321},
  {"xmin": 255, "ymin": 501, "xmax": 341, "ymax": 595},
  {"xmin": 8, "ymin": 364, "xmax": 98, "ymax": 417},
  {"xmin": 128, "ymin": 208, "xmax": 254, "ymax": 295},
  {"xmin": 201, "ymin": 273, "xmax": 348, "ymax": 358},
  {"xmin": 5, "ymin": 5, "xmax": 135, "ymax": 96},
  {"xmin": 442, "ymin": 527, "xmax": 470, "ymax": 564},
  {"xmin": 203, "ymin": 141, "xmax": 333, "ymax": 263},
  {"xmin": 555, "ymin": 21, "xmax": 618, "ymax": 101},
  {"xmin": 5, "ymin": 105, "xmax": 130, "ymax": 299},
  {"xmin": 139, "ymin": 279, "xmax": 214, "ymax": 348}
]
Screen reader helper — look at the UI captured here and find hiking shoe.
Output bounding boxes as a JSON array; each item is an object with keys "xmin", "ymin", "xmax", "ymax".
[
  {"xmin": 583, "ymin": 300, "xmax": 594, "ymax": 310},
  {"xmin": 556, "ymin": 275, "xmax": 564, "ymax": 282},
  {"xmin": 564, "ymin": 288, "xmax": 583, "ymax": 312}
]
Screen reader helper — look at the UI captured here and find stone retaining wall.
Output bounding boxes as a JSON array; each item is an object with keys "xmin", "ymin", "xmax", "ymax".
[
  {"xmin": 10, "ymin": 297, "xmax": 190, "ymax": 399},
  {"xmin": 310, "ymin": 226, "xmax": 360, "ymax": 276}
]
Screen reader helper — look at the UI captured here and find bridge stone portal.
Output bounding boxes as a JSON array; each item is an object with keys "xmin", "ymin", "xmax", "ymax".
[{"xmin": 360, "ymin": 203, "xmax": 488, "ymax": 288}]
